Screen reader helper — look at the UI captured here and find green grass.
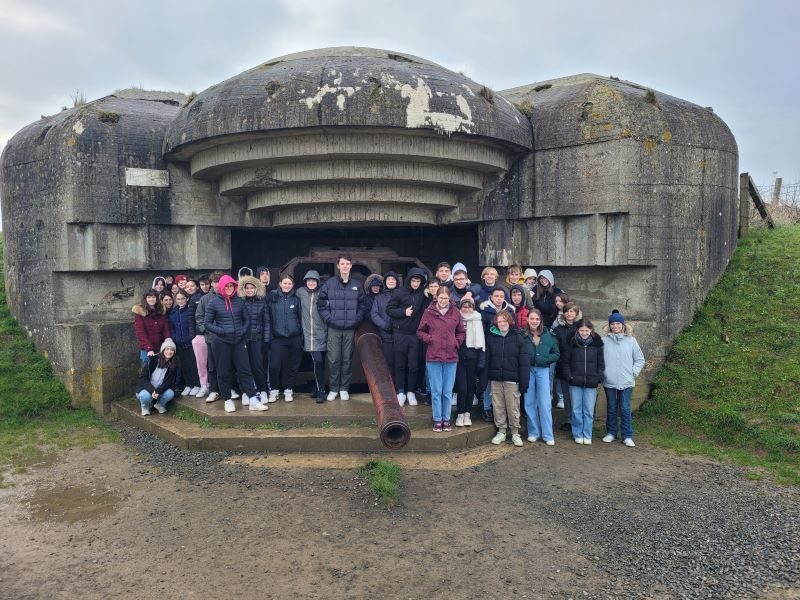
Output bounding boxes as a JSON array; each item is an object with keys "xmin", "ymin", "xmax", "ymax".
[
  {"xmin": 358, "ymin": 459, "xmax": 401, "ymax": 507},
  {"xmin": 0, "ymin": 236, "xmax": 117, "ymax": 486},
  {"xmin": 638, "ymin": 225, "xmax": 800, "ymax": 485}
]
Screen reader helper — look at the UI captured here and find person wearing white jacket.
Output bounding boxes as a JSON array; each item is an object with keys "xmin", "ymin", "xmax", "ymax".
[{"xmin": 602, "ymin": 310, "xmax": 645, "ymax": 447}]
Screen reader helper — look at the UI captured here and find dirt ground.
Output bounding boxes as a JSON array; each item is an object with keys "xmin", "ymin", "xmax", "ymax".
[{"xmin": 0, "ymin": 424, "xmax": 798, "ymax": 600}]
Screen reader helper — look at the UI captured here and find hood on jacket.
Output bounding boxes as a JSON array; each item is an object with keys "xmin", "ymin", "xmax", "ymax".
[
  {"xmin": 303, "ymin": 270, "xmax": 321, "ymax": 284},
  {"xmin": 132, "ymin": 304, "xmax": 157, "ymax": 317},
  {"xmin": 218, "ymin": 274, "xmax": 238, "ymax": 298},
  {"xmin": 556, "ymin": 307, "xmax": 584, "ymax": 327},
  {"xmin": 383, "ymin": 270, "xmax": 399, "ymax": 289},
  {"xmin": 364, "ymin": 273, "xmax": 384, "ymax": 293},
  {"xmin": 237, "ymin": 266, "xmax": 253, "ymax": 279},
  {"xmin": 405, "ymin": 267, "xmax": 428, "ymax": 288},
  {"xmin": 237, "ymin": 275, "xmax": 265, "ymax": 299},
  {"xmin": 538, "ymin": 269, "xmax": 555, "ymax": 287},
  {"xmin": 452, "ymin": 262, "xmax": 468, "ymax": 276},
  {"xmin": 151, "ymin": 276, "xmax": 166, "ymax": 289},
  {"xmin": 509, "ymin": 284, "xmax": 528, "ymax": 308},
  {"xmin": 603, "ymin": 322, "xmax": 635, "ymax": 336}
]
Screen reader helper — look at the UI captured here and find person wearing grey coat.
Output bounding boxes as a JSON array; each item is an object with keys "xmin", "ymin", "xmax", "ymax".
[
  {"xmin": 602, "ymin": 310, "xmax": 645, "ymax": 447},
  {"xmin": 296, "ymin": 270, "xmax": 328, "ymax": 401}
]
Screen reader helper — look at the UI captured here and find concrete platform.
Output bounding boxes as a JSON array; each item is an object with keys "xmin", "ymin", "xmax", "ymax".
[{"xmin": 112, "ymin": 394, "xmax": 497, "ymax": 453}]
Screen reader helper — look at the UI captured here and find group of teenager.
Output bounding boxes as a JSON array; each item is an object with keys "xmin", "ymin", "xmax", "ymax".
[{"xmin": 133, "ymin": 257, "xmax": 645, "ymax": 448}]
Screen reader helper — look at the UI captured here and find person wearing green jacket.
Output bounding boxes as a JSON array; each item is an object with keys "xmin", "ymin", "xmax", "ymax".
[
  {"xmin": 522, "ymin": 309, "xmax": 560, "ymax": 444},
  {"xmin": 602, "ymin": 310, "xmax": 645, "ymax": 447}
]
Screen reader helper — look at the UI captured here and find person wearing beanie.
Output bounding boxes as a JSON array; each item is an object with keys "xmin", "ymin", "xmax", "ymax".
[
  {"xmin": 204, "ymin": 274, "xmax": 260, "ymax": 412},
  {"xmin": 136, "ymin": 338, "xmax": 178, "ymax": 416},
  {"xmin": 562, "ymin": 319, "xmax": 605, "ymax": 444},
  {"xmin": 451, "ymin": 267, "xmax": 482, "ymax": 305},
  {"xmin": 533, "ymin": 269, "xmax": 563, "ymax": 328},
  {"xmin": 523, "ymin": 268, "xmax": 538, "ymax": 291},
  {"xmin": 297, "ymin": 270, "xmax": 327, "ymax": 402},
  {"xmin": 370, "ymin": 271, "xmax": 399, "ymax": 378},
  {"xmin": 602, "ymin": 310, "xmax": 645, "ymax": 447}
]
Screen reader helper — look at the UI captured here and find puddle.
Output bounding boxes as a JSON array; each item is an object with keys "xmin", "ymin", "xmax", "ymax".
[
  {"xmin": 28, "ymin": 484, "xmax": 121, "ymax": 524},
  {"xmin": 13, "ymin": 451, "xmax": 60, "ymax": 472}
]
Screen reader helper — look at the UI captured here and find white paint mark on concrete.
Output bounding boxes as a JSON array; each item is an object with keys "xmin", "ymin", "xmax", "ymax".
[
  {"xmin": 401, "ymin": 77, "xmax": 474, "ymax": 134},
  {"xmin": 301, "ymin": 84, "xmax": 356, "ymax": 109},
  {"xmin": 72, "ymin": 121, "xmax": 84, "ymax": 135},
  {"xmin": 125, "ymin": 168, "xmax": 170, "ymax": 187},
  {"xmin": 462, "ymin": 84, "xmax": 476, "ymax": 97},
  {"xmin": 336, "ymin": 94, "xmax": 346, "ymax": 110}
]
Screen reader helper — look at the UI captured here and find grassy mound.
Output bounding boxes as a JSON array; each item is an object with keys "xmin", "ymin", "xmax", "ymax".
[
  {"xmin": 0, "ymin": 236, "xmax": 117, "ymax": 486},
  {"xmin": 639, "ymin": 226, "xmax": 800, "ymax": 484}
]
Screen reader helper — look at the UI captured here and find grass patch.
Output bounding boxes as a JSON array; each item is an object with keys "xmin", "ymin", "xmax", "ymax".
[
  {"xmin": 358, "ymin": 459, "xmax": 401, "ymax": 508},
  {"xmin": 638, "ymin": 225, "xmax": 800, "ymax": 485},
  {"xmin": 0, "ymin": 236, "xmax": 116, "ymax": 486}
]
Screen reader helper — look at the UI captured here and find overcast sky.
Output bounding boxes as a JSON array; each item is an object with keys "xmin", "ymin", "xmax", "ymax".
[{"xmin": 1, "ymin": 0, "xmax": 797, "ymax": 190}]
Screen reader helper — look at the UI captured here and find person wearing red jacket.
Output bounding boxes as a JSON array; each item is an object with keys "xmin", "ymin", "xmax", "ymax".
[
  {"xmin": 132, "ymin": 289, "xmax": 170, "ymax": 367},
  {"xmin": 416, "ymin": 286, "xmax": 465, "ymax": 432}
]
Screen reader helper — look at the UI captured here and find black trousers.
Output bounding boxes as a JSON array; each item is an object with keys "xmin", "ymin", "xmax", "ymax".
[
  {"xmin": 176, "ymin": 343, "xmax": 200, "ymax": 388},
  {"xmin": 270, "ymin": 335, "xmax": 303, "ymax": 391},
  {"xmin": 246, "ymin": 339, "xmax": 268, "ymax": 393},
  {"xmin": 211, "ymin": 338, "xmax": 257, "ymax": 400},
  {"xmin": 206, "ymin": 338, "xmax": 219, "ymax": 393},
  {"xmin": 393, "ymin": 333, "xmax": 419, "ymax": 394},
  {"xmin": 381, "ymin": 339, "xmax": 394, "ymax": 375},
  {"xmin": 261, "ymin": 342, "xmax": 271, "ymax": 390},
  {"xmin": 309, "ymin": 350, "xmax": 326, "ymax": 393},
  {"xmin": 455, "ymin": 351, "xmax": 478, "ymax": 414}
]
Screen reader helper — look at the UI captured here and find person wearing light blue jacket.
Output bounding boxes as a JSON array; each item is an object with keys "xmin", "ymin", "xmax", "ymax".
[{"xmin": 602, "ymin": 310, "xmax": 645, "ymax": 447}]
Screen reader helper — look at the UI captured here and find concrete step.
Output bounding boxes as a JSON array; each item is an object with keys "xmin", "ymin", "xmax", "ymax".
[{"xmin": 112, "ymin": 399, "xmax": 496, "ymax": 453}]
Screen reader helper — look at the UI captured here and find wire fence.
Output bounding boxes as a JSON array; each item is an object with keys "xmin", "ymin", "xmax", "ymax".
[{"xmin": 751, "ymin": 179, "xmax": 800, "ymax": 226}]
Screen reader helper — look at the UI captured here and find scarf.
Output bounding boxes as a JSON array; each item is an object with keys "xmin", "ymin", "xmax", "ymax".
[
  {"xmin": 577, "ymin": 334, "xmax": 593, "ymax": 347},
  {"xmin": 462, "ymin": 310, "xmax": 485, "ymax": 350}
]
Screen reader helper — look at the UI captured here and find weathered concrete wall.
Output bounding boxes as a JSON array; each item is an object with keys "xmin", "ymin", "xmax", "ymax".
[
  {"xmin": 492, "ymin": 74, "xmax": 738, "ymax": 409},
  {"xmin": 1, "ymin": 54, "xmax": 739, "ymax": 414}
]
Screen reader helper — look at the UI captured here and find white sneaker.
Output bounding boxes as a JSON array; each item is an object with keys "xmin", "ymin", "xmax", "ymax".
[
  {"xmin": 181, "ymin": 386, "xmax": 192, "ymax": 396},
  {"xmin": 230, "ymin": 390, "xmax": 240, "ymax": 399},
  {"xmin": 259, "ymin": 391, "xmax": 268, "ymax": 403},
  {"xmin": 189, "ymin": 386, "xmax": 201, "ymax": 396},
  {"xmin": 511, "ymin": 434, "xmax": 523, "ymax": 447},
  {"xmin": 196, "ymin": 385, "xmax": 209, "ymax": 397},
  {"xmin": 249, "ymin": 399, "xmax": 269, "ymax": 411},
  {"xmin": 154, "ymin": 402, "xmax": 167, "ymax": 414},
  {"xmin": 205, "ymin": 392, "xmax": 219, "ymax": 403},
  {"xmin": 545, "ymin": 439, "xmax": 555, "ymax": 446},
  {"xmin": 140, "ymin": 408, "xmax": 150, "ymax": 416},
  {"xmin": 284, "ymin": 389, "xmax": 294, "ymax": 402},
  {"xmin": 575, "ymin": 437, "xmax": 584, "ymax": 445},
  {"xmin": 472, "ymin": 395, "xmax": 479, "ymax": 406},
  {"xmin": 326, "ymin": 391, "xmax": 338, "ymax": 401},
  {"xmin": 602, "ymin": 434, "xmax": 615, "ymax": 443},
  {"xmin": 268, "ymin": 390, "xmax": 280, "ymax": 403},
  {"xmin": 455, "ymin": 414, "xmax": 465, "ymax": 427},
  {"xmin": 463, "ymin": 413, "xmax": 472, "ymax": 427},
  {"xmin": 397, "ymin": 393, "xmax": 406, "ymax": 406},
  {"xmin": 241, "ymin": 393, "xmax": 250, "ymax": 406},
  {"xmin": 556, "ymin": 399, "xmax": 565, "ymax": 409},
  {"xmin": 224, "ymin": 399, "xmax": 236, "ymax": 413},
  {"xmin": 491, "ymin": 432, "xmax": 506, "ymax": 445},
  {"xmin": 527, "ymin": 435, "xmax": 539, "ymax": 443},
  {"xmin": 623, "ymin": 438, "xmax": 636, "ymax": 447},
  {"xmin": 451, "ymin": 393, "xmax": 458, "ymax": 407},
  {"xmin": 583, "ymin": 438, "xmax": 592, "ymax": 445},
  {"xmin": 339, "ymin": 391, "xmax": 349, "ymax": 401},
  {"xmin": 406, "ymin": 392, "xmax": 417, "ymax": 406}
]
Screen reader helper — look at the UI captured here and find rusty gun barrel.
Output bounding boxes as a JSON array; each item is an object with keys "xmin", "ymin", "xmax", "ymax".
[{"xmin": 354, "ymin": 321, "xmax": 411, "ymax": 448}]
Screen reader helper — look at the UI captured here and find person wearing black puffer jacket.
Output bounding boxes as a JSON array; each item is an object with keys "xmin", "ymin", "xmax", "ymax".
[
  {"xmin": 370, "ymin": 271, "xmax": 398, "ymax": 377},
  {"xmin": 386, "ymin": 267, "xmax": 427, "ymax": 406},
  {"xmin": 268, "ymin": 274, "xmax": 303, "ymax": 402},
  {"xmin": 481, "ymin": 310, "xmax": 530, "ymax": 447},
  {"xmin": 238, "ymin": 275, "xmax": 271, "ymax": 410},
  {"xmin": 204, "ymin": 274, "xmax": 259, "ymax": 413},
  {"xmin": 562, "ymin": 319, "xmax": 605, "ymax": 445},
  {"xmin": 318, "ymin": 255, "xmax": 366, "ymax": 401}
]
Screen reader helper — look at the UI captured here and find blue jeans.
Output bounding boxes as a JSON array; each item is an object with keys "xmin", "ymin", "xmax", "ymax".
[
  {"xmin": 569, "ymin": 386, "xmax": 597, "ymax": 441},
  {"xmin": 427, "ymin": 362, "xmax": 457, "ymax": 423},
  {"xmin": 139, "ymin": 350, "xmax": 150, "ymax": 367},
  {"xmin": 483, "ymin": 387, "xmax": 492, "ymax": 411},
  {"xmin": 604, "ymin": 387, "xmax": 633, "ymax": 439},
  {"xmin": 524, "ymin": 367, "xmax": 553, "ymax": 441},
  {"xmin": 137, "ymin": 388, "xmax": 175, "ymax": 410}
]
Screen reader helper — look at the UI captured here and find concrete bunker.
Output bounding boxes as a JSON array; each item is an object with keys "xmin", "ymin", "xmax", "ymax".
[{"xmin": 1, "ymin": 47, "xmax": 739, "ymax": 412}]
